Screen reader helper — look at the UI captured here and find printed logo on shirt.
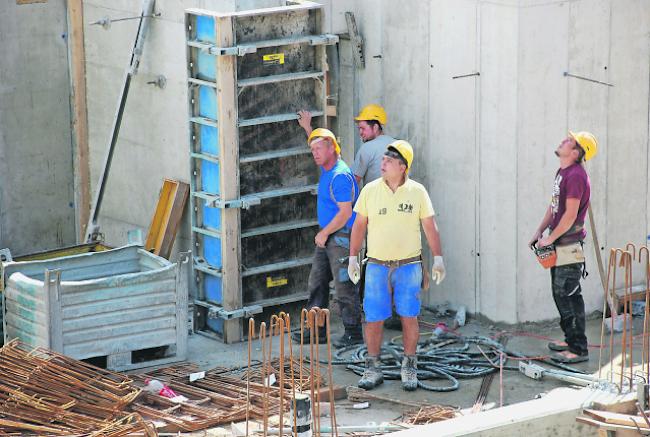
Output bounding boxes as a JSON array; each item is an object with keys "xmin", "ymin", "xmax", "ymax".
[
  {"xmin": 397, "ymin": 203, "xmax": 414, "ymax": 213},
  {"xmin": 551, "ymin": 174, "xmax": 562, "ymax": 216},
  {"xmin": 378, "ymin": 208, "xmax": 387, "ymax": 215}
]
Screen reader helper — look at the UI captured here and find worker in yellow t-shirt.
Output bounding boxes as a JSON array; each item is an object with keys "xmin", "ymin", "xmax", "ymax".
[{"xmin": 348, "ymin": 140, "xmax": 445, "ymax": 391}]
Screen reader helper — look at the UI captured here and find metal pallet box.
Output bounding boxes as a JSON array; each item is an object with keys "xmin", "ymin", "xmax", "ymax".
[
  {"xmin": 185, "ymin": 1, "xmax": 337, "ymax": 342},
  {"xmin": 1, "ymin": 245, "xmax": 189, "ymax": 371}
]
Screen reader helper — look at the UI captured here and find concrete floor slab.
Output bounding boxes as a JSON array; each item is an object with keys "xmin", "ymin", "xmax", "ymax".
[{"xmin": 143, "ymin": 307, "xmax": 650, "ymax": 435}]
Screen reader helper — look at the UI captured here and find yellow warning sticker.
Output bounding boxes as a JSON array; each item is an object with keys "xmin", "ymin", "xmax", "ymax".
[
  {"xmin": 266, "ymin": 276, "xmax": 288, "ymax": 288},
  {"xmin": 263, "ymin": 53, "xmax": 285, "ymax": 66}
]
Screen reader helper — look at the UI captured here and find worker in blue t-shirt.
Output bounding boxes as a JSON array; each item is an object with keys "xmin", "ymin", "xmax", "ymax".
[{"xmin": 292, "ymin": 128, "xmax": 363, "ymax": 348}]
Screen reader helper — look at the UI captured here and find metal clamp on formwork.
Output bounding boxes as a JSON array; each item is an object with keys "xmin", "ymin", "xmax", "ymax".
[
  {"xmin": 204, "ymin": 303, "xmax": 263, "ymax": 320},
  {"xmin": 209, "ymin": 197, "xmax": 261, "ymax": 210},
  {"xmin": 310, "ymin": 34, "xmax": 339, "ymax": 46},
  {"xmin": 205, "ymin": 33, "xmax": 339, "ymax": 57}
]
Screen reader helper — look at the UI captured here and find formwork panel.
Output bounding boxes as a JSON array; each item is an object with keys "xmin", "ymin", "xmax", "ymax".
[
  {"xmin": 237, "ymin": 43, "xmax": 320, "ymax": 79},
  {"xmin": 238, "ymin": 118, "xmax": 321, "ymax": 156},
  {"xmin": 242, "ymin": 227, "xmax": 316, "ymax": 269},
  {"xmin": 240, "ymin": 155, "xmax": 318, "ymax": 195},
  {"xmin": 186, "ymin": 2, "xmax": 335, "ymax": 342},
  {"xmin": 241, "ymin": 192, "xmax": 317, "ymax": 230},
  {"xmin": 237, "ymin": 79, "xmax": 321, "ymax": 119},
  {"xmin": 243, "ymin": 264, "xmax": 311, "ymax": 304},
  {"xmin": 234, "ymin": 10, "xmax": 316, "ymax": 43}
]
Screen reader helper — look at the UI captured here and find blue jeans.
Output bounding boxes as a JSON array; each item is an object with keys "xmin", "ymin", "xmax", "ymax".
[{"xmin": 363, "ymin": 262, "xmax": 423, "ymax": 322}]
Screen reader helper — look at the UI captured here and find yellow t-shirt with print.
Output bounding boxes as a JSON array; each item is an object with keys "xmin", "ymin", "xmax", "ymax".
[{"xmin": 354, "ymin": 178, "xmax": 435, "ymax": 261}]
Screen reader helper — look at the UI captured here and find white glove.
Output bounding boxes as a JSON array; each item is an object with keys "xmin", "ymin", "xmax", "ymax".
[
  {"xmin": 348, "ymin": 256, "xmax": 361, "ymax": 284},
  {"xmin": 432, "ymin": 256, "xmax": 446, "ymax": 285}
]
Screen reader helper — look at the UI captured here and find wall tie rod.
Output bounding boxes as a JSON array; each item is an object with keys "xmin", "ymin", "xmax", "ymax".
[
  {"xmin": 452, "ymin": 72, "xmax": 480, "ymax": 79},
  {"xmin": 564, "ymin": 71, "xmax": 614, "ymax": 87}
]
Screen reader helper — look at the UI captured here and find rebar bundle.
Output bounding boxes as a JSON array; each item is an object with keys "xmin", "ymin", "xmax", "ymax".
[{"xmin": 0, "ymin": 339, "xmax": 154, "ymax": 436}]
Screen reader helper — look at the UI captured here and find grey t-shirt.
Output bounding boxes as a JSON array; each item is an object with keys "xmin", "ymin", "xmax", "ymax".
[{"xmin": 352, "ymin": 134, "xmax": 396, "ymax": 185}]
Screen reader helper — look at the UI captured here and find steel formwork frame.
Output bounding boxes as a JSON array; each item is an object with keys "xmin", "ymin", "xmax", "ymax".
[{"xmin": 185, "ymin": 2, "xmax": 337, "ymax": 343}]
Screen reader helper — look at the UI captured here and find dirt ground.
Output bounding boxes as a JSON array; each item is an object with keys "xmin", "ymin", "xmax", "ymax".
[{"xmin": 178, "ymin": 307, "xmax": 643, "ymax": 431}]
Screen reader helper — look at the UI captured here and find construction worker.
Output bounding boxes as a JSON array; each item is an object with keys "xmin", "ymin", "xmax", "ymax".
[
  {"xmin": 528, "ymin": 131, "xmax": 598, "ymax": 364},
  {"xmin": 291, "ymin": 128, "xmax": 364, "ymax": 348},
  {"xmin": 297, "ymin": 104, "xmax": 396, "ymax": 185},
  {"xmin": 297, "ymin": 105, "xmax": 402, "ymax": 328},
  {"xmin": 348, "ymin": 140, "xmax": 445, "ymax": 391}
]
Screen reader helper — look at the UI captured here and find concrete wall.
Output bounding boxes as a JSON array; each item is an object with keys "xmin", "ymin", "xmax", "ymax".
[
  {"xmin": 0, "ymin": 0, "xmax": 76, "ymax": 256},
  {"xmin": 81, "ymin": 0, "xmax": 650, "ymax": 323},
  {"xmin": 320, "ymin": 0, "xmax": 650, "ymax": 323},
  {"xmin": 83, "ymin": 0, "xmax": 241, "ymax": 259}
]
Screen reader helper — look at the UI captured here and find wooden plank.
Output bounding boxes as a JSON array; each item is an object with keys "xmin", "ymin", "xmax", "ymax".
[
  {"xmin": 216, "ymin": 16, "xmax": 242, "ymax": 343},
  {"xmin": 583, "ymin": 409, "xmax": 650, "ymax": 428},
  {"xmin": 145, "ymin": 179, "xmax": 190, "ymax": 259},
  {"xmin": 66, "ymin": 0, "xmax": 90, "ymax": 241}
]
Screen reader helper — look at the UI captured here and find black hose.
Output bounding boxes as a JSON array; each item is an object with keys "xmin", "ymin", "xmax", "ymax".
[{"xmin": 311, "ymin": 333, "xmax": 586, "ymax": 392}]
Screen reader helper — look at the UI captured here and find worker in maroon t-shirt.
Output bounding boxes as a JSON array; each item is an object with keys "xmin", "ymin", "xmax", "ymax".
[{"xmin": 529, "ymin": 131, "xmax": 598, "ymax": 364}]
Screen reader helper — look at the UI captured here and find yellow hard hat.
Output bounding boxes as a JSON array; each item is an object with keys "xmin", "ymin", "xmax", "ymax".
[
  {"xmin": 569, "ymin": 131, "xmax": 598, "ymax": 161},
  {"xmin": 308, "ymin": 128, "xmax": 340, "ymax": 155},
  {"xmin": 355, "ymin": 104, "xmax": 387, "ymax": 125},
  {"xmin": 386, "ymin": 140, "xmax": 414, "ymax": 173}
]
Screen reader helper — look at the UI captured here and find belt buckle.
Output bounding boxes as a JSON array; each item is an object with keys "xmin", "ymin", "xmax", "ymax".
[{"xmin": 387, "ymin": 260, "xmax": 400, "ymax": 268}]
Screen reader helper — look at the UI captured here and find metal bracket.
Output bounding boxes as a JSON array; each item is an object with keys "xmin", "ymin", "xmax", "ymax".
[
  {"xmin": 0, "ymin": 248, "xmax": 13, "ymax": 263},
  {"xmin": 310, "ymin": 34, "xmax": 339, "ymax": 46},
  {"xmin": 195, "ymin": 300, "xmax": 263, "ymax": 320},
  {"xmin": 208, "ymin": 46, "xmax": 240, "ymax": 56},
  {"xmin": 345, "ymin": 12, "xmax": 365, "ymax": 69},
  {"xmin": 205, "ymin": 197, "xmax": 261, "ymax": 210}
]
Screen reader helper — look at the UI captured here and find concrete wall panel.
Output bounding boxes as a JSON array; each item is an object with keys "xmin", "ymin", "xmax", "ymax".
[
  {"xmin": 566, "ymin": 0, "xmax": 610, "ymax": 312},
  {"xmin": 0, "ymin": 0, "xmax": 75, "ymax": 255},
  {"xmin": 478, "ymin": 2, "xmax": 519, "ymax": 323},
  {"xmin": 84, "ymin": 0, "xmax": 234, "ymax": 248},
  {"xmin": 428, "ymin": 0, "xmax": 478, "ymax": 312},
  {"xmin": 606, "ymin": 0, "xmax": 650, "ymax": 284},
  {"xmin": 516, "ymin": 1, "xmax": 570, "ymax": 322}
]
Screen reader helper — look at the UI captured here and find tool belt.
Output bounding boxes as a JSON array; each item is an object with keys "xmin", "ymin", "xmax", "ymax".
[
  {"xmin": 367, "ymin": 255, "xmax": 422, "ymax": 268},
  {"xmin": 367, "ymin": 255, "xmax": 430, "ymax": 292},
  {"xmin": 532, "ymin": 240, "xmax": 585, "ymax": 269}
]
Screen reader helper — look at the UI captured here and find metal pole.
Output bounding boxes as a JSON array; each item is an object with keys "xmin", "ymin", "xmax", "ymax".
[{"xmin": 85, "ymin": 0, "xmax": 156, "ymax": 242}]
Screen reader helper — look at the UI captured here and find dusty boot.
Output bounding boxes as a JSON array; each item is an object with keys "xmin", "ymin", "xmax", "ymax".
[
  {"xmin": 358, "ymin": 356, "xmax": 383, "ymax": 390},
  {"xmin": 333, "ymin": 326, "xmax": 364, "ymax": 348},
  {"xmin": 292, "ymin": 327, "xmax": 327, "ymax": 344},
  {"xmin": 401, "ymin": 355, "xmax": 418, "ymax": 391}
]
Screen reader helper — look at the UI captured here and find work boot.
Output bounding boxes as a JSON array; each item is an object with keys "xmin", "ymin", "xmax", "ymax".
[
  {"xmin": 358, "ymin": 356, "xmax": 383, "ymax": 390},
  {"xmin": 333, "ymin": 326, "xmax": 364, "ymax": 348},
  {"xmin": 384, "ymin": 313, "xmax": 403, "ymax": 331},
  {"xmin": 292, "ymin": 327, "xmax": 327, "ymax": 344},
  {"xmin": 401, "ymin": 355, "xmax": 418, "ymax": 391}
]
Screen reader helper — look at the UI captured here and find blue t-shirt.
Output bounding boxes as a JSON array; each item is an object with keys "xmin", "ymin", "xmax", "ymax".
[{"xmin": 317, "ymin": 159, "xmax": 359, "ymax": 229}]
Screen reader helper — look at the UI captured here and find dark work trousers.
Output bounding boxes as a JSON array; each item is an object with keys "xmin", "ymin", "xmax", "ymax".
[
  {"xmin": 551, "ymin": 263, "xmax": 588, "ymax": 356},
  {"xmin": 305, "ymin": 230, "xmax": 362, "ymax": 330}
]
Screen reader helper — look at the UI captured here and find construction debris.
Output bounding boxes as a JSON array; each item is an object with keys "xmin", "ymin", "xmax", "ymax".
[{"xmin": 402, "ymin": 405, "xmax": 458, "ymax": 425}]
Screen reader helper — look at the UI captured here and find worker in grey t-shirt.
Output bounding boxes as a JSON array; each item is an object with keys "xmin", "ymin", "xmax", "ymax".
[{"xmin": 297, "ymin": 104, "xmax": 395, "ymax": 187}]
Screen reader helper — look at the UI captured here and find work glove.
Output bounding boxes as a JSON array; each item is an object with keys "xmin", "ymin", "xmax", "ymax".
[
  {"xmin": 348, "ymin": 255, "xmax": 361, "ymax": 284},
  {"xmin": 432, "ymin": 256, "xmax": 446, "ymax": 285}
]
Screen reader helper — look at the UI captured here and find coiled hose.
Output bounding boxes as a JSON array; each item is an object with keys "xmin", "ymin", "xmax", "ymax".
[{"xmin": 313, "ymin": 333, "xmax": 585, "ymax": 392}]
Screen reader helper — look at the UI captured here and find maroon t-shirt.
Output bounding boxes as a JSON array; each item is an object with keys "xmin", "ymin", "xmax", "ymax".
[{"xmin": 549, "ymin": 163, "xmax": 590, "ymax": 243}]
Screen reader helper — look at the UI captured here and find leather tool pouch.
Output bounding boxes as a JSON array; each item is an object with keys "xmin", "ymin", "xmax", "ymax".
[
  {"xmin": 533, "ymin": 243, "xmax": 557, "ymax": 269},
  {"xmin": 555, "ymin": 241, "xmax": 585, "ymax": 266}
]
